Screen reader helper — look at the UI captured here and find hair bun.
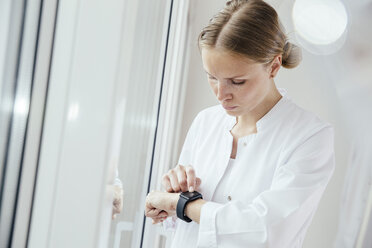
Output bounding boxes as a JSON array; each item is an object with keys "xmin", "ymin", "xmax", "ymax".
[{"xmin": 282, "ymin": 42, "xmax": 302, "ymax": 69}]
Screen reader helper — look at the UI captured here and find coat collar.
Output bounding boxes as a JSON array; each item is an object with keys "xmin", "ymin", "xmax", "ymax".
[{"xmin": 224, "ymin": 88, "xmax": 291, "ymax": 137}]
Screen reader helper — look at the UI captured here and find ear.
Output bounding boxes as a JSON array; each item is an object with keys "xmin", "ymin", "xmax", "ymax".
[{"xmin": 269, "ymin": 55, "xmax": 282, "ymax": 79}]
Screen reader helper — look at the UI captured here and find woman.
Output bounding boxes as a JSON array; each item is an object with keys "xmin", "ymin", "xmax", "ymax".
[{"xmin": 145, "ymin": 0, "xmax": 335, "ymax": 247}]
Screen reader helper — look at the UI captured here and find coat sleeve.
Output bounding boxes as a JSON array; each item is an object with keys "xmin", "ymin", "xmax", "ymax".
[
  {"xmin": 177, "ymin": 111, "xmax": 203, "ymax": 166},
  {"xmin": 197, "ymin": 126, "xmax": 335, "ymax": 247}
]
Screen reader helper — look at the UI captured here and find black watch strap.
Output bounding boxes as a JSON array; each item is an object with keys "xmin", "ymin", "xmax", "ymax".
[
  {"xmin": 177, "ymin": 196, "xmax": 192, "ymax": 222},
  {"xmin": 176, "ymin": 191, "xmax": 203, "ymax": 223}
]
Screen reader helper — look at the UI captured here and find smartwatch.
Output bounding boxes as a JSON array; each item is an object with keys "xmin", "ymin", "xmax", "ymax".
[{"xmin": 176, "ymin": 191, "xmax": 203, "ymax": 222}]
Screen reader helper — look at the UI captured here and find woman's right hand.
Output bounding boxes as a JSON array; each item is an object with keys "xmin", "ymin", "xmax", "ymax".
[{"xmin": 162, "ymin": 165, "xmax": 201, "ymax": 193}]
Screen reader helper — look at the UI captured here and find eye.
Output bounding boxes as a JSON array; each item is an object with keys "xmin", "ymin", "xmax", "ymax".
[
  {"xmin": 208, "ymin": 76, "xmax": 218, "ymax": 82},
  {"xmin": 231, "ymin": 80, "xmax": 245, "ymax": 85}
]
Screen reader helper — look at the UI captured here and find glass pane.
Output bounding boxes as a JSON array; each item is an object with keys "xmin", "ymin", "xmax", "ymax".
[
  {"xmin": 0, "ymin": 0, "xmax": 40, "ymax": 246},
  {"xmin": 108, "ymin": 1, "xmax": 170, "ymax": 247}
]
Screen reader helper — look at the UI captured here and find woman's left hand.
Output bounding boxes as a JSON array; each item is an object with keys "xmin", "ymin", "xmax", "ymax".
[
  {"xmin": 145, "ymin": 191, "xmax": 180, "ymax": 224},
  {"xmin": 112, "ymin": 185, "xmax": 124, "ymax": 220}
]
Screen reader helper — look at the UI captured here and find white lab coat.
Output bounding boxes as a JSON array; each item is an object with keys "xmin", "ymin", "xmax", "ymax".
[{"xmin": 166, "ymin": 88, "xmax": 335, "ymax": 248}]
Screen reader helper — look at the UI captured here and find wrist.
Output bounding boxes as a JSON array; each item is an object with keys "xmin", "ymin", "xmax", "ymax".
[
  {"xmin": 185, "ymin": 199, "xmax": 206, "ymax": 217},
  {"xmin": 170, "ymin": 192, "xmax": 181, "ymax": 211},
  {"xmin": 185, "ymin": 199, "xmax": 205, "ymax": 221}
]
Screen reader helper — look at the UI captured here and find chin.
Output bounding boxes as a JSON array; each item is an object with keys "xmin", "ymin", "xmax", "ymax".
[{"xmin": 225, "ymin": 110, "xmax": 239, "ymax": 116}]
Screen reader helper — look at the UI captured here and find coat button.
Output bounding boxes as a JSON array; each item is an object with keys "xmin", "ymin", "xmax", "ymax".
[
  {"xmin": 243, "ymin": 142, "xmax": 247, "ymax": 146},
  {"xmin": 227, "ymin": 195, "xmax": 232, "ymax": 201}
]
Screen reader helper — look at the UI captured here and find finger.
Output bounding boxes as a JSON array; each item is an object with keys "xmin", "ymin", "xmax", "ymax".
[
  {"xmin": 153, "ymin": 219, "xmax": 165, "ymax": 224},
  {"xmin": 147, "ymin": 207, "xmax": 162, "ymax": 216},
  {"xmin": 112, "ymin": 206, "xmax": 119, "ymax": 215},
  {"xmin": 161, "ymin": 174, "xmax": 173, "ymax": 192},
  {"xmin": 113, "ymin": 202, "xmax": 122, "ymax": 215},
  {"xmin": 185, "ymin": 166, "xmax": 196, "ymax": 192},
  {"xmin": 158, "ymin": 210, "xmax": 169, "ymax": 218},
  {"xmin": 176, "ymin": 167, "xmax": 188, "ymax": 192},
  {"xmin": 152, "ymin": 214, "xmax": 168, "ymax": 221},
  {"xmin": 152, "ymin": 215, "xmax": 168, "ymax": 223},
  {"xmin": 152, "ymin": 216, "xmax": 167, "ymax": 224},
  {"xmin": 168, "ymin": 169, "xmax": 181, "ymax": 192},
  {"xmin": 145, "ymin": 208, "xmax": 160, "ymax": 218},
  {"xmin": 145, "ymin": 202, "xmax": 161, "ymax": 218},
  {"xmin": 195, "ymin": 177, "xmax": 202, "ymax": 190}
]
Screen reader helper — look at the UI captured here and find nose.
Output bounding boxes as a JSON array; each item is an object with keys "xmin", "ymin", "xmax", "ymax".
[{"xmin": 216, "ymin": 81, "xmax": 231, "ymax": 102}]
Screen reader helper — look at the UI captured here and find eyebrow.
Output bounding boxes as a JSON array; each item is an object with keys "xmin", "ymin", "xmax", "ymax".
[{"xmin": 204, "ymin": 70, "xmax": 246, "ymax": 80}]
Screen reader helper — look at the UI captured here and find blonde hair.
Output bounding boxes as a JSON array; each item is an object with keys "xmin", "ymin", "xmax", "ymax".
[{"xmin": 198, "ymin": 0, "xmax": 301, "ymax": 69}]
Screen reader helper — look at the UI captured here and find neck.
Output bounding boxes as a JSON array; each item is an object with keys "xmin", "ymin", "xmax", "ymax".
[{"xmin": 236, "ymin": 86, "xmax": 282, "ymax": 131}]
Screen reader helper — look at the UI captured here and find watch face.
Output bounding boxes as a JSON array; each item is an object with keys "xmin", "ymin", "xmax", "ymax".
[{"xmin": 182, "ymin": 191, "xmax": 199, "ymax": 198}]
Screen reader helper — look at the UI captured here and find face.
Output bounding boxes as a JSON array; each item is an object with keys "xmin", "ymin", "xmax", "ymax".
[{"xmin": 201, "ymin": 48, "xmax": 280, "ymax": 116}]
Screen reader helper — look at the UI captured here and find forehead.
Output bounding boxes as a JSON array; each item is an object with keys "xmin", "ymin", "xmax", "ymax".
[{"xmin": 201, "ymin": 48, "xmax": 261, "ymax": 78}]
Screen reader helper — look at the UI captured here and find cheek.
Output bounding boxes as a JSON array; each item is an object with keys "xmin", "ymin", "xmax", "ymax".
[
  {"xmin": 239, "ymin": 90, "xmax": 256, "ymax": 104},
  {"xmin": 208, "ymin": 81, "xmax": 218, "ymax": 95},
  {"xmin": 238, "ymin": 82, "xmax": 258, "ymax": 98},
  {"xmin": 237, "ymin": 80, "xmax": 266, "ymax": 104},
  {"xmin": 246, "ymin": 75, "xmax": 269, "ymax": 94}
]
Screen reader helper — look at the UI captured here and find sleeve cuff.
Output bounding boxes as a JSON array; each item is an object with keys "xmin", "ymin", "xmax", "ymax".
[
  {"xmin": 197, "ymin": 201, "xmax": 223, "ymax": 247},
  {"xmin": 162, "ymin": 216, "xmax": 178, "ymax": 232}
]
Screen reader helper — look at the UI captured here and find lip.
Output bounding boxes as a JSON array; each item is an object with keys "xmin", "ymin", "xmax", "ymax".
[{"xmin": 223, "ymin": 105, "xmax": 237, "ymax": 110}]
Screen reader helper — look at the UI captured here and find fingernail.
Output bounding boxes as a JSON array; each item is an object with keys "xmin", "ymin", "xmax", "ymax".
[{"xmin": 189, "ymin": 186, "xmax": 194, "ymax": 192}]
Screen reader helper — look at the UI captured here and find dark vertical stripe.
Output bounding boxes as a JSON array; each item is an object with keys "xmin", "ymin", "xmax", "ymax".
[
  {"xmin": 0, "ymin": 0, "xmax": 28, "ymax": 227},
  {"xmin": 8, "ymin": 0, "xmax": 45, "ymax": 246},
  {"xmin": 140, "ymin": 0, "xmax": 174, "ymax": 247},
  {"xmin": 25, "ymin": 0, "xmax": 60, "ymax": 246},
  {"xmin": 0, "ymin": 0, "xmax": 29, "ymax": 247}
]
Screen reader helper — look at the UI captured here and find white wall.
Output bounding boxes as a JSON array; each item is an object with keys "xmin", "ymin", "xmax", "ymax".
[{"xmin": 176, "ymin": 1, "xmax": 349, "ymax": 247}]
